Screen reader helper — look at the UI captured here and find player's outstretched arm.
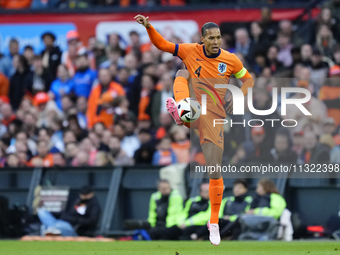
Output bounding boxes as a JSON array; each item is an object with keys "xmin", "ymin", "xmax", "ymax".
[{"xmin": 134, "ymin": 14, "xmax": 176, "ymax": 55}]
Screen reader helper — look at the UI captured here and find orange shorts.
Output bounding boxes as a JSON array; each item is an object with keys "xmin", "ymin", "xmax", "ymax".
[{"xmin": 188, "ymin": 111, "xmax": 224, "ymax": 150}]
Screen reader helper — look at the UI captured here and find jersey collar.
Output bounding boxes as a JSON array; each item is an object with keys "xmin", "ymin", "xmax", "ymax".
[{"xmin": 203, "ymin": 45, "xmax": 221, "ymax": 58}]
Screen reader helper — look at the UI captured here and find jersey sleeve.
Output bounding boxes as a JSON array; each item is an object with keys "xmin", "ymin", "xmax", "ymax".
[
  {"xmin": 230, "ymin": 53, "xmax": 247, "ymax": 78},
  {"xmin": 175, "ymin": 43, "xmax": 196, "ymax": 61},
  {"xmin": 146, "ymin": 25, "xmax": 176, "ymax": 55}
]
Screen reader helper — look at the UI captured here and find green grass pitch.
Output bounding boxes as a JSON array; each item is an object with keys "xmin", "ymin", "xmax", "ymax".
[{"xmin": 0, "ymin": 241, "xmax": 339, "ymax": 255}]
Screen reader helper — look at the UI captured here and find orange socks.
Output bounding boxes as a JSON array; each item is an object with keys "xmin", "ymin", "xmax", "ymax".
[
  {"xmin": 173, "ymin": 76, "xmax": 189, "ymax": 103},
  {"xmin": 209, "ymin": 178, "xmax": 224, "ymax": 224}
]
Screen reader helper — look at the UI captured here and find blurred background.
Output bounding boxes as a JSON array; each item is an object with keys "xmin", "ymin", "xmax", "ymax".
[{"xmin": 0, "ymin": 0, "xmax": 340, "ymax": 242}]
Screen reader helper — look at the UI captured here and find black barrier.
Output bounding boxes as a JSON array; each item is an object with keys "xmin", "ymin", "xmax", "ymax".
[{"xmin": 0, "ymin": 165, "xmax": 339, "ymax": 236}]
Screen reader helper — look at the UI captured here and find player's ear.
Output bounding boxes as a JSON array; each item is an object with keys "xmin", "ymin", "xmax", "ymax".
[{"xmin": 200, "ymin": 35, "xmax": 204, "ymax": 43}]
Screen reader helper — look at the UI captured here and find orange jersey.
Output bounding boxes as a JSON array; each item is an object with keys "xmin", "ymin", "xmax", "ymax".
[
  {"xmin": 146, "ymin": 25, "xmax": 251, "ymax": 118},
  {"xmin": 175, "ymin": 43, "xmax": 245, "ymax": 117}
]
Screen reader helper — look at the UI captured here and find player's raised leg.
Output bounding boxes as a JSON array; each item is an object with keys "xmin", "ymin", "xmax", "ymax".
[
  {"xmin": 202, "ymin": 142, "xmax": 223, "ymax": 246},
  {"xmin": 166, "ymin": 70, "xmax": 190, "ymax": 125}
]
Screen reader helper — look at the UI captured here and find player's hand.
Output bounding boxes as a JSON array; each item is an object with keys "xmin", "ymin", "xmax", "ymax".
[
  {"xmin": 134, "ymin": 14, "xmax": 151, "ymax": 28},
  {"xmin": 180, "ymin": 223, "xmax": 186, "ymax": 229},
  {"xmin": 225, "ymin": 97, "xmax": 233, "ymax": 114}
]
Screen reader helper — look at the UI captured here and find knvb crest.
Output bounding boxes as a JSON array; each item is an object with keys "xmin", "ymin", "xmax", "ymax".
[{"xmin": 218, "ymin": 63, "xmax": 227, "ymax": 75}]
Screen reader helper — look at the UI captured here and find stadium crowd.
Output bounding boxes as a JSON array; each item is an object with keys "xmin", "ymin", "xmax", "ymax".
[{"xmin": 0, "ymin": 5, "xmax": 340, "ymax": 169}]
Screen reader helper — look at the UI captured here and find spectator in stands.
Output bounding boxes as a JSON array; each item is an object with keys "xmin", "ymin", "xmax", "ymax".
[
  {"xmin": 48, "ymin": 64, "xmax": 74, "ymax": 110},
  {"xmin": 1, "ymin": 103, "xmax": 16, "ymax": 127},
  {"xmin": 152, "ymin": 136, "xmax": 177, "ymax": 166},
  {"xmin": 73, "ymin": 150, "xmax": 90, "ymax": 167},
  {"xmin": 72, "ymin": 53, "xmax": 97, "ymax": 99},
  {"xmin": 176, "ymin": 182, "xmax": 210, "ymax": 240},
  {"xmin": 23, "ymin": 45, "xmax": 34, "ymax": 68},
  {"xmin": 53, "ymin": 152, "xmax": 66, "ymax": 167},
  {"xmin": 38, "ymin": 127, "xmax": 63, "ymax": 153},
  {"xmin": 266, "ymin": 129, "xmax": 298, "ymax": 163},
  {"xmin": 66, "ymin": 115, "xmax": 87, "ymax": 142},
  {"xmin": 279, "ymin": 20, "xmax": 304, "ymax": 47},
  {"xmin": 107, "ymin": 33, "xmax": 124, "ymax": 54},
  {"xmin": 320, "ymin": 133, "xmax": 340, "ymax": 163},
  {"xmin": 0, "ymin": 51, "xmax": 12, "ymax": 78},
  {"xmin": 169, "ymin": 125, "xmax": 189, "ymax": 164},
  {"xmin": 87, "ymin": 68, "xmax": 125, "ymax": 129},
  {"xmin": 285, "ymin": 80, "xmax": 327, "ymax": 135},
  {"xmin": 92, "ymin": 42, "xmax": 107, "ymax": 68},
  {"xmin": 62, "ymin": 30, "xmax": 94, "ymax": 77},
  {"xmin": 119, "ymin": 119, "xmax": 140, "ymax": 158},
  {"xmin": 107, "ymin": 135, "xmax": 133, "ymax": 166},
  {"xmin": 6, "ymin": 131, "xmax": 36, "ymax": 155},
  {"xmin": 299, "ymin": 131, "xmax": 330, "ymax": 164},
  {"xmin": 79, "ymin": 137, "xmax": 96, "ymax": 166},
  {"xmin": 8, "ymin": 39, "xmax": 19, "ymax": 60},
  {"xmin": 134, "ymin": 129, "xmax": 155, "ymax": 165},
  {"xmin": 126, "ymin": 31, "xmax": 150, "ymax": 55},
  {"xmin": 5, "ymin": 153, "xmax": 20, "ymax": 167},
  {"xmin": 316, "ymin": 24, "xmax": 336, "ymax": 58},
  {"xmin": 100, "ymin": 47, "xmax": 123, "ymax": 69},
  {"xmin": 88, "ymin": 131, "xmax": 109, "ymax": 152},
  {"xmin": 292, "ymin": 131, "xmax": 305, "ymax": 157},
  {"xmin": 192, "ymin": 179, "xmax": 252, "ymax": 241},
  {"xmin": 276, "ymin": 32, "xmax": 293, "ymax": 67},
  {"xmin": 319, "ymin": 65, "xmax": 340, "ymax": 126},
  {"xmin": 155, "ymin": 112, "xmax": 173, "ymax": 140},
  {"xmin": 242, "ymin": 126, "xmax": 271, "ymax": 163},
  {"xmin": 246, "ymin": 179, "xmax": 286, "ymax": 220},
  {"xmin": 28, "ymin": 140, "xmax": 54, "ymax": 167},
  {"xmin": 266, "ymin": 45, "xmax": 285, "ymax": 74},
  {"xmin": 322, "ymin": 117, "xmax": 337, "ymax": 137},
  {"xmin": 147, "ymin": 179, "xmax": 183, "ymax": 240},
  {"xmin": 41, "ymin": 32, "xmax": 62, "ymax": 79},
  {"xmin": 308, "ymin": 48, "xmax": 329, "ymax": 92},
  {"xmin": 64, "ymin": 141, "xmax": 79, "ymax": 166},
  {"xmin": 235, "ymin": 28, "xmax": 250, "ymax": 57},
  {"xmin": 35, "ymin": 92, "xmax": 63, "ymax": 128},
  {"xmin": 124, "ymin": 54, "xmax": 139, "ymax": 83},
  {"xmin": 24, "ymin": 55, "xmax": 53, "ymax": 96},
  {"xmin": 9, "ymin": 55, "xmax": 30, "ymax": 110},
  {"xmin": 150, "ymin": 73, "xmax": 173, "ymax": 128},
  {"xmin": 247, "ymin": 22, "xmax": 271, "ymax": 65},
  {"xmin": 301, "ymin": 44, "xmax": 312, "ymax": 66},
  {"xmin": 94, "ymin": 151, "xmax": 113, "ymax": 166},
  {"xmin": 38, "ymin": 186, "xmax": 101, "ymax": 237},
  {"xmin": 138, "ymin": 74, "xmax": 156, "ymax": 121}
]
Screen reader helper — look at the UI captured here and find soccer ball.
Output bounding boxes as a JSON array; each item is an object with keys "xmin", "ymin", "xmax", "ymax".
[{"xmin": 177, "ymin": 98, "xmax": 201, "ymax": 123}]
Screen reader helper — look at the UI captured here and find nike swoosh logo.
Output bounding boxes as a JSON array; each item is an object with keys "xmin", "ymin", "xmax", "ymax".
[
  {"xmin": 218, "ymin": 141, "xmax": 222, "ymax": 143},
  {"xmin": 196, "ymin": 58, "xmax": 204, "ymax": 61},
  {"xmin": 176, "ymin": 91, "xmax": 185, "ymax": 93},
  {"xmin": 217, "ymin": 193, "xmax": 223, "ymax": 196}
]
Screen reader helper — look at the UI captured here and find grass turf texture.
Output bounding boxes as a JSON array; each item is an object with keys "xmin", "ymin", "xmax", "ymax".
[{"xmin": 0, "ymin": 241, "xmax": 339, "ymax": 255}]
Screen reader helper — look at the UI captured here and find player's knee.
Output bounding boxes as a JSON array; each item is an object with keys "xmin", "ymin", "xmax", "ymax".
[{"xmin": 176, "ymin": 70, "xmax": 190, "ymax": 80}]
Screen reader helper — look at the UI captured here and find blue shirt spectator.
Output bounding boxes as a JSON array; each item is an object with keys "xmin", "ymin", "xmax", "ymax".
[
  {"xmin": 49, "ymin": 64, "xmax": 74, "ymax": 109},
  {"xmin": 72, "ymin": 54, "xmax": 97, "ymax": 98},
  {"xmin": 0, "ymin": 54, "xmax": 12, "ymax": 78}
]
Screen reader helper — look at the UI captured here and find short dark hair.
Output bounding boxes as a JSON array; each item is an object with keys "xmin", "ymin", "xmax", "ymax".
[
  {"xmin": 157, "ymin": 179, "xmax": 169, "ymax": 186},
  {"xmin": 80, "ymin": 186, "xmax": 93, "ymax": 195},
  {"xmin": 201, "ymin": 22, "xmax": 219, "ymax": 37},
  {"xmin": 9, "ymin": 38, "xmax": 18, "ymax": 44},
  {"xmin": 233, "ymin": 179, "xmax": 248, "ymax": 189},
  {"xmin": 24, "ymin": 45, "xmax": 33, "ymax": 51},
  {"xmin": 129, "ymin": 31, "xmax": 139, "ymax": 37}
]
